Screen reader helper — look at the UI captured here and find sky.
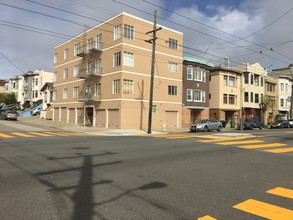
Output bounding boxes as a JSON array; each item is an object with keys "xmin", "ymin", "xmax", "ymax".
[{"xmin": 1, "ymin": 0, "xmax": 293, "ymax": 79}]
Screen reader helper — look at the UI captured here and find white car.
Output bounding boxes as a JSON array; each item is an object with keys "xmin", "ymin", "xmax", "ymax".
[
  {"xmin": 190, "ymin": 119, "xmax": 222, "ymax": 132},
  {"xmin": 32, "ymin": 107, "xmax": 41, "ymax": 115}
]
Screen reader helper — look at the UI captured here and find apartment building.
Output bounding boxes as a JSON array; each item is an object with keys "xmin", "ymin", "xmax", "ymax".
[
  {"xmin": 277, "ymin": 76, "xmax": 292, "ymax": 119},
  {"xmin": 182, "ymin": 57, "xmax": 212, "ymax": 127},
  {"xmin": 264, "ymin": 76, "xmax": 278, "ymax": 124},
  {"xmin": 234, "ymin": 63, "xmax": 267, "ymax": 121},
  {"xmin": 209, "ymin": 66, "xmax": 242, "ymax": 127},
  {"xmin": 53, "ymin": 12, "xmax": 183, "ymax": 130},
  {"xmin": 4, "ymin": 69, "xmax": 54, "ymax": 109}
]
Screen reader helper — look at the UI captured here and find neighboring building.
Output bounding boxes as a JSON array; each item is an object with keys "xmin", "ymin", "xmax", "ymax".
[
  {"xmin": 276, "ymin": 76, "xmax": 292, "ymax": 119},
  {"xmin": 272, "ymin": 64, "xmax": 293, "ymax": 77},
  {"xmin": 0, "ymin": 79, "xmax": 5, "ymax": 93},
  {"xmin": 209, "ymin": 66, "xmax": 242, "ymax": 128},
  {"xmin": 53, "ymin": 12, "xmax": 183, "ymax": 130},
  {"xmin": 234, "ymin": 63, "xmax": 267, "ymax": 122},
  {"xmin": 182, "ymin": 57, "xmax": 213, "ymax": 127},
  {"xmin": 40, "ymin": 82, "xmax": 53, "ymax": 119},
  {"xmin": 4, "ymin": 69, "xmax": 54, "ymax": 109},
  {"xmin": 264, "ymin": 75, "xmax": 278, "ymax": 124}
]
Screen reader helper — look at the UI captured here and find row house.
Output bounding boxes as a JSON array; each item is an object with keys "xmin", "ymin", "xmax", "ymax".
[
  {"xmin": 182, "ymin": 57, "xmax": 212, "ymax": 127},
  {"xmin": 264, "ymin": 76, "xmax": 278, "ymax": 124},
  {"xmin": 53, "ymin": 12, "xmax": 183, "ymax": 130},
  {"xmin": 4, "ymin": 69, "xmax": 54, "ymax": 109}
]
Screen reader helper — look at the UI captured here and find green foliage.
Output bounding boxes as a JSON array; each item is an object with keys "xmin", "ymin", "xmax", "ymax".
[{"xmin": 0, "ymin": 92, "xmax": 17, "ymax": 105}]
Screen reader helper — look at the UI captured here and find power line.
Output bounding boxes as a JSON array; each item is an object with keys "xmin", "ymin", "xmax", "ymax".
[{"xmin": 0, "ymin": 50, "xmax": 25, "ymax": 73}]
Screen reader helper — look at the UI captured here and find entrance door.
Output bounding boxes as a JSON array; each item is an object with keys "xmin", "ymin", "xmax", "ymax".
[
  {"xmin": 165, "ymin": 111, "xmax": 178, "ymax": 128},
  {"xmin": 85, "ymin": 107, "xmax": 93, "ymax": 126}
]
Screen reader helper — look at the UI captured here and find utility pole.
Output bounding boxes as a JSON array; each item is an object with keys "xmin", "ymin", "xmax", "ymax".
[{"xmin": 146, "ymin": 10, "xmax": 162, "ymax": 134}]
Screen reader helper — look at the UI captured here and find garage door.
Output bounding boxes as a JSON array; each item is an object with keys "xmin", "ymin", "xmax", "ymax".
[
  {"xmin": 68, "ymin": 108, "xmax": 75, "ymax": 123},
  {"xmin": 60, "ymin": 107, "xmax": 67, "ymax": 122},
  {"xmin": 108, "ymin": 109, "xmax": 119, "ymax": 129},
  {"xmin": 96, "ymin": 109, "xmax": 106, "ymax": 128},
  {"xmin": 77, "ymin": 108, "xmax": 84, "ymax": 124},
  {"xmin": 165, "ymin": 111, "xmax": 178, "ymax": 128},
  {"xmin": 53, "ymin": 108, "xmax": 59, "ymax": 121}
]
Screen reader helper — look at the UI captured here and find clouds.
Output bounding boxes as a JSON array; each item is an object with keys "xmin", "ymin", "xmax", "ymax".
[{"xmin": 1, "ymin": 0, "xmax": 293, "ymax": 80}]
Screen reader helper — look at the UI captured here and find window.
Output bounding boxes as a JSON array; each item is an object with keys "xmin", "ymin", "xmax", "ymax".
[
  {"xmin": 224, "ymin": 76, "xmax": 228, "ymax": 86},
  {"xmin": 152, "ymin": 105, "xmax": 157, "ymax": 113},
  {"xmin": 87, "ymin": 38, "xmax": 93, "ymax": 50},
  {"xmin": 244, "ymin": 92, "xmax": 249, "ymax": 102},
  {"xmin": 168, "ymin": 85, "xmax": 177, "ymax": 96},
  {"xmin": 123, "ymin": 52, "xmax": 134, "ymax": 67},
  {"xmin": 74, "ymin": 65, "xmax": 80, "ymax": 77},
  {"xmin": 229, "ymin": 95, "xmax": 236, "ymax": 105},
  {"xmin": 54, "ymin": 53, "xmax": 58, "ymax": 64},
  {"xmin": 63, "ymin": 68, "xmax": 68, "ymax": 79},
  {"xmin": 114, "ymin": 25, "xmax": 122, "ymax": 40},
  {"xmin": 64, "ymin": 49, "xmax": 69, "ymax": 60},
  {"xmin": 169, "ymin": 38, "xmax": 178, "ymax": 49},
  {"xmin": 280, "ymin": 98, "xmax": 285, "ymax": 107},
  {"xmin": 168, "ymin": 62, "xmax": 178, "ymax": 73},
  {"xmin": 250, "ymin": 92, "xmax": 254, "ymax": 102},
  {"xmin": 280, "ymin": 83, "xmax": 284, "ymax": 91},
  {"xmin": 63, "ymin": 88, "xmax": 68, "ymax": 99},
  {"xmin": 186, "ymin": 89, "xmax": 193, "ymax": 101},
  {"xmin": 187, "ymin": 67, "xmax": 193, "ymax": 80},
  {"xmin": 35, "ymin": 78, "xmax": 38, "ymax": 86},
  {"xmin": 229, "ymin": 76, "xmax": 236, "ymax": 87},
  {"xmin": 94, "ymin": 83, "xmax": 101, "ymax": 96},
  {"xmin": 53, "ymin": 90, "xmax": 57, "ymax": 101},
  {"xmin": 73, "ymin": 86, "xmax": 79, "ymax": 98},
  {"xmin": 254, "ymin": 74, "xmax": 260, "ymax": 86},
  {"xmin": 53, "ymin": 72, "xmax": 57, "ymax": 82},
  {"xmin": 244, "ymin": 72, "xmax": 249, "ymax": 84},
  {"xmin": 124, "ymin": 24, "xmax": 134, "ymax": 40},
  {"xmin": 86, "ymin": 62, "xmax": 93, "ymax": 74},
  {"xmin": 261, "ymin": 77, "xmax": 263, "ymax": 87},
  {"xmin": 113, "ymin": 52, "xmax": 121, "ymax": 67},
  {"xmin": 95, "ymin": 59, "xmax": 102, "ymax": 73},
  {"xmin": 123, "ymin": 79, "xmax": 134, "ymax": 94},
  {"xmin": 194, "ymin": 69, "xmax": 205, "ymax": 82},
  {"xmin": 112, "ymin": 79, "xmax": 120, "ymax": 94},
  {"xmin": 194, "ymin": 90, "xmax": 205, "ymax": 102},
  {"xmin": 255, "ymin": 94, "xmax": 259, "ymax": 103},
  {"xmin": 267, "ymin": 83, "xmax": 275, "ymax": 92},
  {"xmin": 250, "ymin": 74, "xmax": 254, "ymax": 85},
  {"xmin": 223, "ymin": 94, "xmax": 228, "ymax": 104},
  {"xmin": 74, "ymin": 43, "xmax": 80, "ymax": 56},
  {"xmin": 35, "ymin": 90, "xmax": 38, "ymax": 99},
  {"xmin": 96, "ymin": 34, "xmax": 102, "ymax": 49}
]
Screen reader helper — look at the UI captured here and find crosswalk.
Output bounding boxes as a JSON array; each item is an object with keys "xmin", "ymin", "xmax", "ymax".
[
  {"xmin": 151, "ymin": 133, "xmax": 293, "ymax": 155},
  {"xmin": 0, "ymin": 131, "xmax": 86, "ymax": 138},
  {"xmin": 198, "ymin": 182, "xmax": 293, "ymax": 219}
]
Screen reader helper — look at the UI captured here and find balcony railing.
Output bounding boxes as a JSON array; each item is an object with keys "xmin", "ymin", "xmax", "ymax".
[{"xmin": 78, "ymin": 92, "xmax": 101, "ymax": 102}]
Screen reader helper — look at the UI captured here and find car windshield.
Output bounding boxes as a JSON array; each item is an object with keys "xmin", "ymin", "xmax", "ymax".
[
  {"xmin": 199, "ymin": 119, "xmax": 208, "ymax": 123},
  {"xmin": 275, "ymin": 120, "xmax": 284, "ymax": 123}
]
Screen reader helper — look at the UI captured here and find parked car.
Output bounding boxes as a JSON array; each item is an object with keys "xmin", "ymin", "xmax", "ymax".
[
  {"xmin": 0, "ymin": 111, "xmax": 18, "ymax": 120},
  {"xmin": 190, "ymin": 119, "xmax": 222, "ymax": 132},
  {"xmin": 270, "ymin": 120, "xmax": 290, "ymax": 129},
  {"xmin": 32, "ymin": 107, "xmax": 41, "ymax": 115},
  {"xmin": 237, "ymin": 118, "xmax": 264, "ymax": 130},
  {"xmin": 288, "ymin": 119, "xmax": 293, "ymax": 128}
]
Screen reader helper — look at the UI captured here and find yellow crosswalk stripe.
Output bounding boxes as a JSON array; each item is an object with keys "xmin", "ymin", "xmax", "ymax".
[
  {"xmin": 266, "ymin": 187, "xmax": 293, "ymax": 199},
  {"xmin": 233, "ymin": 199, "xmax": 293, "ymax": 219},
  {"xmin": 239, "ymin": 143, "xmax": 286, "ymax": 149},
  {"xmin": 43, "ymin": 132, "xmax": 70, "ymax": 136},
  {"xmin": 28, "ymin": 132, "xmax": 53, "ymax": 137},
  {"xmin": 199, "ymin": 136, "xmax": 249, "ymax": 143},
  {"xmin": 0, "ymin": 133, "xmax": 15, "ymax": 138},
  {"xmin": 217, "ymin": 140, "xmax": 264, "ymax": 145},
  {"xmin": 11, "ymin": 132, "xmax": 35, "ymax": 138},
  {"xmin": 198, "ymin": 215, "xmax": 217, "ymax": 220},
  {"xmin": 264, "ymin": 147, "xmax": 293, "ymax": 153}
]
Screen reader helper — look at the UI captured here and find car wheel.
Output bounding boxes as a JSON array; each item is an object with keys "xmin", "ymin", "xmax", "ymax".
[
  {"xmin": 217, "ymin": 125, "xmax": 222, "ymax": 132},
  {"xmin": 203, "ymin": 126, "xmax": 208, "ymax": 132},
  {"xmin": 259, "ymin": 125, "xmax": 263, "ymax": 129}
]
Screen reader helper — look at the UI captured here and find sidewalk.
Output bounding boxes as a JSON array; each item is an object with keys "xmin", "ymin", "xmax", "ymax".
[{"xmin": 17, "ymin": 116, "xmax": 249, "ymax": 137}]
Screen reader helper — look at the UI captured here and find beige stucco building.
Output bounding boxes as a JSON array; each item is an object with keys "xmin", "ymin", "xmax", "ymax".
[
  {"xmin": 209, "ymin": 66, "xmax": 242, "ymax": 127},
  {"xmin": 53, "ymin": 12, "xmax": 183, "ymax": 131}
]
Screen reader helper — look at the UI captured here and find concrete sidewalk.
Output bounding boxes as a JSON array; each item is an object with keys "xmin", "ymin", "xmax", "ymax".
[{"xmin": 17, "ymin": 116, "xmax": 248, "ymax": 137}]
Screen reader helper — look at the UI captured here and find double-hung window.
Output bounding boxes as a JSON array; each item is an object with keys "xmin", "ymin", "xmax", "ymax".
[
  {"xmin": 63, "ymin": 68, "xmax": 68, "ymax": 79},
  {"xmin": 74, "ymin": 43, "xmax": 80, "ymax": 56},
  {"xmin": 223, "ymin": 94, "xmax": 228, "ymax": 104},
  {"xmin": 224, "ymin": 76, "xmax": 228, "ymax": 86},
  {"xmin": 194, "ymin": 90, "xmax": 205, "ymax": 102},
  {"xmin": 94, "ymin": 83, "xmax": 101, "ymax": 97},
  {"xmin": 186, "ymin": 89, "xmax": 193, "ymax": 101},
  {"xmin": 112, "ymin": 79, "xmax": 120, "ymax": 94},
  {"xmin": 123, "ymin": 52, "xmax": 134, "ymax": 67},
  {"xmin": 229, "ymin": 76, "xmax": 236, "ymax": 87},
  {"xmin": 96, "ymin": 34, "xmax": 102, "ymax": 49},
  {"xmin": 187, "ymin": 67, "xmax": 193, "ymax": 80},
  {"xmin": 87, "ymin": 38, "xmax": 93, "ymax": 51},
  {"xmin": 194, "ymin": 69, "xmax": 204, "ymax": 81},
  {"xmin": 114, "ymin": 52, "xmax": 121, "ymax": 67},
  {"xmin": 73, "ymin": 86, "xmax": 79, "ymax": 98},
  {"xmin": 63, "ymin": 88, "xmax": 68, "ymax": 99},
  {"xmin": 74, "ymin": 65, "xmax": 80, "ymax": 77},
  {"xmin": 114, "ymin": 25, "xmax": 122, "ymax": 40},
  {"xmin": 123, "ymin": 79, "xmax": 134, "ymax": 94},
  {"xmin": 124, "ymin": 24, "xmax": 134, "ymax": 40},
  {"xmin": 95, "ymin": 59, "xmax": 102, "ymax": 73},
  {"xmin": 254, "ymin": 74, "xmax": 260, "ymax": 86},
  {"xmin": 169, "ymin": 38, "xmax": 178, "ymax": 49},
  {"xmin": 244, "ymin": 92, "xmax": 249, "ymax": 102},
  {"xmin": 168, "ymin": 62, "xmax": 178, "ymax": 73},
  {"xmin": 168, "ymin": 85, "xmax": 177, "ymax": 96},
  {"xmin": 64, "ymin": 49, "xmax": 69, "ymax": 60},
  {"xmin": 229, "ymin": 95, "xmax": 236, "ymax": 105}
]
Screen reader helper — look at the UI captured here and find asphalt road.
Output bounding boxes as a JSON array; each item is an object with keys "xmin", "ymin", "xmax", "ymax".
[{"xmin": 0, "ymin": 121, "xmax": 292, "ymax": 220}]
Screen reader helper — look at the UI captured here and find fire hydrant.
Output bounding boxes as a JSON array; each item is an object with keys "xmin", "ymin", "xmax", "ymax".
[{"xmin": 163, "ymin": 123, "xmax": 167, "ymax": 132}]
